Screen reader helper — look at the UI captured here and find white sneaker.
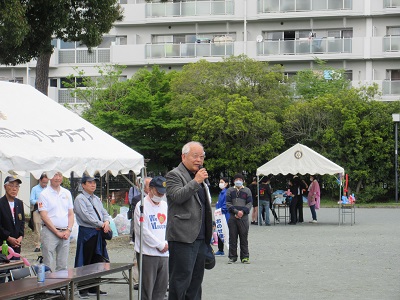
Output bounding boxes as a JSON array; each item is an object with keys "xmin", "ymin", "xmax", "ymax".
[
  {"xmin": 129, "ymin": 241, "xmax": 134, "ymax": 245},
  {"xmin": 309, "ymin": 220, "xmax": 317, "ymax": 223}
]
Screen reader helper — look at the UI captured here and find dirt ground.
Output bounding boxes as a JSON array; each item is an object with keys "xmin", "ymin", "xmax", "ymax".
[{"xmin": 17, "ymin": 208, "xmax": 400, "ymax": 300}]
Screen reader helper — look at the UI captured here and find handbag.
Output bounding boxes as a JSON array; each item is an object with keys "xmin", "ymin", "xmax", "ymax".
[
  {"xmin": 84, "ymin": 194, "xmax": 113, "ymax": 241},
  {"xmin": 204, "ymin": 244, "xmax": 215, "ymax": 270}
]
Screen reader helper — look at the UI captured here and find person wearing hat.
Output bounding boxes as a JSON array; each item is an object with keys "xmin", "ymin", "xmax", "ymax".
[
  {"xmin": 29, "ymin": 172, "xmax": 48, "ymax": 252},
  {"xmin": 0, "ymin": 175, "xmax": 25, "ymax": 282},
  {"xmin": 38, "ymin": 172, "xmax": 74, "ymax": 272},
  {"xmin": 134, "ymin": 176, "xmax": 169, "ymax": 300},
  {"xmin": 73, "ymin": 173, "xmax": 112, "ymax": 298},
  {"xmin": 226, "ymin": 173, "xmax": 253, "ymax": 264},
  {"xmin": 166, "ymin": 141, "xmax": 213, "ymax": 300}
]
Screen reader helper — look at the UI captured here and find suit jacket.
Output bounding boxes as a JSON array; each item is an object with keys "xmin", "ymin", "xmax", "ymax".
[
  {"xmin": 166, "ymin": 162, "xmax": 212, "ymax": 244},
  {"xmin": 0, "ymin": 195, "xmax": 25, "ymax": 253}
]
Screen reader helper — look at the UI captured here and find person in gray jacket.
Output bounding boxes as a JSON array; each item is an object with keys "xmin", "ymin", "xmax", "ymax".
[
  {"xmin": 226, "ymin": 173, "xmax": 253, "ymax": 264},
  {"xmin": 166, "ymin": 141, "xmax": 213, "ymax": 300}
]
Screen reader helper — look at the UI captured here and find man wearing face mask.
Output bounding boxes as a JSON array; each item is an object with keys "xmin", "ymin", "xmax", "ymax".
[
  {"xmin": 226, "ymin": 174, "xmax": 253, "ymax": 264},
  {"xmin": 134, "ymin": 176, "xmax": 169, "ymax": 300}
]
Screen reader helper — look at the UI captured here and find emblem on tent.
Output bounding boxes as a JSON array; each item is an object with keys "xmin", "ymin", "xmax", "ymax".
[{"xmin": 294, "ymin": 150, "xmax": 303, "ymax": 159}]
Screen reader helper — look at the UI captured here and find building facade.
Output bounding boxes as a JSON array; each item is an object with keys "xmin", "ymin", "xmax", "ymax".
[{"xmin": 1, "ymin": 0, "xmax": 400, "ymax": 103}]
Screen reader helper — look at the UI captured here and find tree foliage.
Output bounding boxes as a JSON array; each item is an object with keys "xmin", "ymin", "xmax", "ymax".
[
  {"xmin": 168, "ymin": 55, "xmax": 292, "ymax": 177},
  {"xmin": 285, "ymin": 66, "xmax": 399, "ymax": 202},
  {"xmin": 0, "ymin": 0, "xmax": 123, "ymax": 94},
  {"xmin": 67, "ymin": 56, "xmax": 400, "ymax": 202},
  {"xmin": 74, "ymin": 65, "xmax": 182, "ymax": 172}
]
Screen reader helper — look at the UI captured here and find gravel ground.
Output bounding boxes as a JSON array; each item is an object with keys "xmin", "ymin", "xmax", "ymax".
[{"xmin": 20, "ymin": 207, "xmax": 400, "ymax": 300}]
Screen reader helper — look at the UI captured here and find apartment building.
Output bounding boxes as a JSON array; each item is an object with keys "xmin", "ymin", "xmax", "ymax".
[{"xmin": 1, "ymin": 0, "xmax": 400, "ymax": 103}]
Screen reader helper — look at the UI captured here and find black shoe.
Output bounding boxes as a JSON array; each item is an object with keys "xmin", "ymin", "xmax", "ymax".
[
  {"xmin": 251, "ymin": 221, "xmax": 255, "ymax": 225},
  {"xmin": 134, "ymin": 284, "xmax": 139, "ymax": 290},
  {"xmin": 254, "ymin": 222, "xmax": 258, "ymax": 225},
  {"xmin": 79, "ymin": 292, "xmax": 89, "ymax": 299},
  {"xmin": 34, "ymin": 248, "xmax": 41, "ymax": 252},
  {"xmin": 88, "ymin": 290, "xmax": 107, "ymax": 296}
]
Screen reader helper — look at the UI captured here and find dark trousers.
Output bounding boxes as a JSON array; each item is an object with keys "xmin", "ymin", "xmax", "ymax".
[
  {"xmin": 228, "ymin": 216, "xmax": 249, "ymax": 261},
  {"xmin": 296, "ymin": 195, "xmax": 304, "ymax": 222},
  {"xmin": 168, "ymin": 240, "xmax": 206, "ymax": 300},
  {"xmin": 290, "ymin": 197, "xmax": 298, "ymax": 224},
  {"xmin": 81, "ymin": 235, "xmax": 107, "ymax": 294},
  {"xmin": 218, "ymin": 234, "xmax": 224, "ymax": 252}
]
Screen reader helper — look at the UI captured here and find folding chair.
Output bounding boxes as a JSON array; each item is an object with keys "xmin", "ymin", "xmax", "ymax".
[{"xmin": 10, "ymin": 267, "xmax": 32, "ymax": 280}]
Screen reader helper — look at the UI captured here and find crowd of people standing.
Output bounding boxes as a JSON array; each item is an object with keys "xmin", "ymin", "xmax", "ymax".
[{"xmin": 0, "ymin": 140, "xmax": 321, "ymax": 300}]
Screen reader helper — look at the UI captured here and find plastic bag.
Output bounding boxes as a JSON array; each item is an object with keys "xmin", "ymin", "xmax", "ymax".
[{"xmin": 113, "ymin": 214, "xmax": 130, "ymax": 235}]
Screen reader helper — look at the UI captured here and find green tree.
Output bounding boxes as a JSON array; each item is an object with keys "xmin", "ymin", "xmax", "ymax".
[
  {"xmin": 76, "ymin": 65, "xmax": 182, "ymax": 172},
  {"xmin": 285, "ymin": 66, "xmax": 396, "ymax": 202},
  {"xmin": 0, "ymin": 0, "xmax": 123, "ymax": 95},
  {"xmin": 169, "ymin": 55, "xmax": 291, "ymax": 177}
]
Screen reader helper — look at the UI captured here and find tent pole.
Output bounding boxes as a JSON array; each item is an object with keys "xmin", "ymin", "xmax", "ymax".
[
  {"xmin": 138, "ymin": 166, "xmax": 146, "ymax": 300},
  {"xmin": 106, "ymin": 172, "xmax": 110, "ymax": 211},
  {"xmin": 257, "ymin": 176, "xmax": 260, "ymax": 226}
]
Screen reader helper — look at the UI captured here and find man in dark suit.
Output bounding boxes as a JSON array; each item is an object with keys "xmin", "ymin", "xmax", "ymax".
[
  {"xmin": 0, "ymin": 175, "xmax": 25, "ymax": 283},
  {"xmin": 0, "ymin": 175, "xmax": 25, "ymax": 253},
  {"xmin": 166, "ymin": 141, "xmax": 213, "ymax": 300}
]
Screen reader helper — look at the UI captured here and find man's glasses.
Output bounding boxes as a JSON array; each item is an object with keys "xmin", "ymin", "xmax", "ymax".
[
  {"xmin": 6, "ymin": 184, "xmax": 20, "ymax": 189},
  {"xmin": 189, "ymin": 153, "xmax": 205, "ymax": 160}
]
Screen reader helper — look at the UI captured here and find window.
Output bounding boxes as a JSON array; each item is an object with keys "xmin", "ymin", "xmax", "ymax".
[
  {"xmin": 49, "ymin": 78, "xmax": 58, "ymax": 87},
  {"xmin": 60, "ymin": 41, "xmax": 75, "ymax": 49},
  {"xmin": 387, "ymin": 27, "xmax": 400, "ymax": 36},
  {"xmin": 388, "ymin": 70, "xmax": 400, "ymax": 80}
]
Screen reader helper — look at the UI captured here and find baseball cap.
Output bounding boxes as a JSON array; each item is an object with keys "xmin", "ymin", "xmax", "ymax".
[
  {"xmin": 149, "ymin": 176, "xmax": 167, "ymax": 194},
  {"xmin": 81, "ymin": 173, "xmax": 99, "ymax": 184},
  {"xmin": 4, "ymin": 175, "xmax": 22, "ymax": 185},
  {"xmin": 233, "ymin": 173, "xmax": 245, "ymax": 181}
]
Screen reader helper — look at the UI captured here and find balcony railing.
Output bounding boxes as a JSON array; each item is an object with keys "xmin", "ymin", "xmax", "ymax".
[
  {"xmin": 384, "ymin": 0, "xmax": 400, "ymax": 8},
  {"xmin": 145, "ymin": 0, "xmax": 234, "ymax": 18},
  {"xmin": 258, "ymin": 0, "xmax": 352, "ymax": 13},
  {"xmin": 58, "ymin": 49, "xmax": 110, "ymax": 64},
  {"xmin": 146, "ymin": 42, "xmax": 234, "ymax": 58},
  {"xmin": 382, "ymin": 80, "xmax": 400, "ymax": 95},
  {"xmin": 257, "ymin": 38, "xmax": 352, "ymax": 55},
  {"xmin": 58, "ymin": 90, "xmax": 85, "ymax": 104},
  {"xmin": 383, "ymin": 36, "xmax": 400, "ymax": 52}
]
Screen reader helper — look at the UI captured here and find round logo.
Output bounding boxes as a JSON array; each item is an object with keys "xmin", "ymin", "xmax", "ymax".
[{"xmin": 294, "ymin": 150, "xmax": 303, "ymax": 159}]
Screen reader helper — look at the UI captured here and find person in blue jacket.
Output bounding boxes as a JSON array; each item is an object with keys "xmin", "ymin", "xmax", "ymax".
[{"xmin": 215, "ymin": 177, "xmax": 230, "ymax": 256}]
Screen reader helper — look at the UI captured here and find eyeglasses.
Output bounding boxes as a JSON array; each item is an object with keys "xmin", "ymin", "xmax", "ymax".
[
  {"xmin": 188, "ymin": 153, "xmax": 205, "ymax": 160},
  {"xmin": 6, "ymin": 184, "xmax": 20, "ymax": 189}
]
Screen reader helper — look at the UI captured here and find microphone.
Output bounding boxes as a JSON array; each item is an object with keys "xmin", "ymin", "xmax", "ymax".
[{"xmin": 199, "ymin": 165, "xmax": 210, "ymax": 186}]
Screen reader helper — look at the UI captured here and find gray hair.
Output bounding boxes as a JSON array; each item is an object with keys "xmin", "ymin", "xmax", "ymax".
[{"xmin": 182, "ymin": 141, "xmax": 204, "ymax": 155}]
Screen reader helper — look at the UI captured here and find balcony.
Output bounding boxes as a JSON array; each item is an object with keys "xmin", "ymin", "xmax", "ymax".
[
  {"xmin": 145, "ymin": 0, "xmax": 234, "ymax": 18},
  {"xmin": 383, "ymin": 36, "xmax": 400, "ymax": 52},
  {"xmin": 384, "ymin": 0, "xmax": 400, "ymax": 8},
  {"xmin": 58, "ymin": 49, "xmax": 111, "ymax": 64},
  {"xmin": 257, "ymin": 37, "xmax": 351, "ymax": 56},
  {"xmin": 382, "ymin": 80, "xmax": 400, "ymax": 95},
  {"xmin": 145, "ymin": 42, "xmax": 234, "ymax": 59},
  {"xmin": 258, "ymin": 0, "xmax": 352, "ymax": 13}
]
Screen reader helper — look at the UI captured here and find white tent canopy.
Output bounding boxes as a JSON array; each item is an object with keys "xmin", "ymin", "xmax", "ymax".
[
  {"xmin": 0, "ymin": 82, "xmax": 144, "ymax": 179},
  {"xmin": 257, "ymin": 143, "xmax": 344, "ymax": 176}
]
